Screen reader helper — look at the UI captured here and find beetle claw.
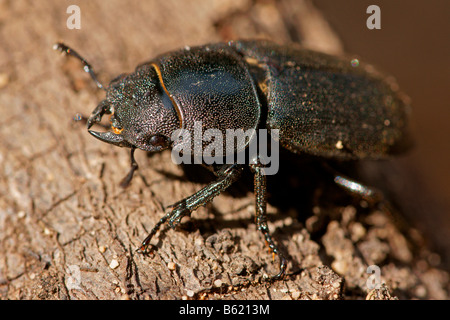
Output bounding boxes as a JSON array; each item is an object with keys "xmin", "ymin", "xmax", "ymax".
[
  {"xmin": 88, "ymin": 130, "xmax": 133, "ymax": 148},
  {"xmin": 86, "ymin": 114, "xmax": 101, "ymax": 129},
  {"xmin": 86, "ymin": 100, "xmax": 111, "ymax": 129}
]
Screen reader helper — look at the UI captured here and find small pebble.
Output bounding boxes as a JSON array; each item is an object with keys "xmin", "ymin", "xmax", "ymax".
[
  {"xmin": 167, "ymin": 262, "xmax": 176, "ymax": 271},
  {"xmin": 0, "ymin": 73, "xmax": 9, "ymax": 88},
  {"xmin": 109, "ymin": 259, "xmax": 119, "ymax": 269},
  {"xmin": 186, "ymin": 290, "xmax": 195, "ymax": 298}
]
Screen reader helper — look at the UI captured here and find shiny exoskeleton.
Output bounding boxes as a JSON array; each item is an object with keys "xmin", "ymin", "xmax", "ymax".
[{"xmin": 55, "ymin": 40, "xmax": 412, "ymax": 279}]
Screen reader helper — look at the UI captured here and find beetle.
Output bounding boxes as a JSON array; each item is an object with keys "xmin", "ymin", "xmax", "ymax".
[{"xmin": 55, "ymin": 40, "xmax": 412, "ymax": 279}]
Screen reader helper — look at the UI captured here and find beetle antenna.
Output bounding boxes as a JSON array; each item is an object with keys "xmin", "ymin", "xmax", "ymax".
[{"xmin": 54, "ymin": 42, "xmax": 105, "ymax": 90}]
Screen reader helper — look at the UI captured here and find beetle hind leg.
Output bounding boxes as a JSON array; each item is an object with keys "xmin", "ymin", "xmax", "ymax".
[{"xmin": 322, "ymin": 162, "xmax": 385, "ymax": 204}]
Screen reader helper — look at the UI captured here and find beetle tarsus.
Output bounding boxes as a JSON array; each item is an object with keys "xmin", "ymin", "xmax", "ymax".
[
  {"xmin": 138, "ymin": 210, "xmax": 172, "ymax": 253},
  {"xmin": 270, "ymin": 255, "xmax": 287, "ymax": 281}
]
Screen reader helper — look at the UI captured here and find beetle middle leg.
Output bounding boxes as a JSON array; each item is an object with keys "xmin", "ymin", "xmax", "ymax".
[
  {"xmin": 138, "ymin": 163, "xmax": 244, "ymax": 252},
  {"xmin": 250, "ymin": 162, "xmax": 287, "ymax": 280}
]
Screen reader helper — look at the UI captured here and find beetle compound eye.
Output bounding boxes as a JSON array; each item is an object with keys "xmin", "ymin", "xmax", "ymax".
[{"xmin": 149, "ymin": 134, "xmax": 169, "ymax": 148}]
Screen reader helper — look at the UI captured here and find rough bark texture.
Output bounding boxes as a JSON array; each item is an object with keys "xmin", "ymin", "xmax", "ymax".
[{"xmin": 0, "ymin": 0, "xmax": 448, "ymax": 300}]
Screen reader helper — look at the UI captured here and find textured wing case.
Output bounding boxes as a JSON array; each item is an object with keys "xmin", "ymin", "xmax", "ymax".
[{"xmin": 233, "ymin": 40, "xmax": 412, "ymax": 160}]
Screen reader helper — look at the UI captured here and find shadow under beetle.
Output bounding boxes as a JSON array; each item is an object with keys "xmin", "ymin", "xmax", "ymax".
[{"xmin": 55, "ymin": 40, "xmax": 412, "ymax": 279}]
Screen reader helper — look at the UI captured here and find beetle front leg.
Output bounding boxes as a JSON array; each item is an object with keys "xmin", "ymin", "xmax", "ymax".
[
  {"xmin": 138, "ymin": 163, "xmax": 244, "ymax": 252},
  {"xmin": 250, "ymin": 163, "xmax": 287, "ymax": 280},
  {"xmin": 119, "ymin": 148, "xmax": 139, "ymax": 188}
]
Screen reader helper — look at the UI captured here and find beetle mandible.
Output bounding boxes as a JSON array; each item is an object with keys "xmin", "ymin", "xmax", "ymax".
[{"xmin": 55, "ymin": 40, "xmax": 412, "ymax": 279}]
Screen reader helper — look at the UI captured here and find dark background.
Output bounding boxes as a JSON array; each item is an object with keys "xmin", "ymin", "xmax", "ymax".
[{"xmin": 315, "ymin": 0, "xmax": 450, "ymax": 262}]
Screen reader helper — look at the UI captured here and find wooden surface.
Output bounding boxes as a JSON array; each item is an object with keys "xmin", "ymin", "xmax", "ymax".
[{"xmin": 0, "ymin": 0, "xmax": 448, "ymax": 299}]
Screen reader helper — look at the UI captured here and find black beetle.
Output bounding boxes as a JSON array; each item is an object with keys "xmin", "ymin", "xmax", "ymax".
[{"xmin": 55, "ymin": 40, "xmax": 412, "ymax": 279}]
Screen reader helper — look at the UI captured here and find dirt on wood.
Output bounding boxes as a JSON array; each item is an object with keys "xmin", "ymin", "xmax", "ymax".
[{"xmin": 0, "ymin": 0, "xmax": 448, "ymax": 300}]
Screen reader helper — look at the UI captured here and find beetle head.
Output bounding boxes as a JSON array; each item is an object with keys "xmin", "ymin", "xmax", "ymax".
[{"xmin": 87, "ymin": 64, "xmax": 180, "ymax": 152}]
